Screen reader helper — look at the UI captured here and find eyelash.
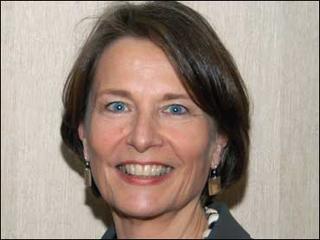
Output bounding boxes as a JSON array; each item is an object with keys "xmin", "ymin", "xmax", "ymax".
[{"xmin": 105, "ymin": 102, "xmax": 189, "ymax": 115}]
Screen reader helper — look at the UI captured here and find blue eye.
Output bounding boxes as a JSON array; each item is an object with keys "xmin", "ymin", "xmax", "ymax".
[
  {"xmin": 165, "ymin": 104, "xmax": 188, "ymax": 115},
  {"xmin": 106, "ymin": 102, "xmax": 128, "ymax": 113}
]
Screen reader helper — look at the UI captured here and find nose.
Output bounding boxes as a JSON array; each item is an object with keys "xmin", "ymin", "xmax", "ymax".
[{"xmin": 126, "ymin": 111, "xmax": 163, "ymax": 153}]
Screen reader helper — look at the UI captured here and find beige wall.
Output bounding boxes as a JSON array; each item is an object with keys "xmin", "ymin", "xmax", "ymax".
[{"xmin": 1, "ymin": 1, "xmax": 319, "ymax": 239}]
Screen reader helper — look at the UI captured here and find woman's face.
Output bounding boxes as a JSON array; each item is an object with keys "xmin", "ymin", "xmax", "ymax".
[{"xmin": 79, "ymin": 37, "xmax": 223, "ymax": 219}]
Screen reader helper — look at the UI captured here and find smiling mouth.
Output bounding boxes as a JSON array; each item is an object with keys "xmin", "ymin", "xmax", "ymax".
[{"xmin": 116, "ymin": 164, "xmax": 174, "ymax": 178}]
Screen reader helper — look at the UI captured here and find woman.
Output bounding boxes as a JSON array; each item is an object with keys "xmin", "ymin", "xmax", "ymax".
[{"xmin": 61, "ymin": 1, "xmax": 251, "ymax": 239}]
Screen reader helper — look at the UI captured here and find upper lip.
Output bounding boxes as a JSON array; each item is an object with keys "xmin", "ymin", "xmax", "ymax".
[{"xmin": 116, "ymin": 160, "xmax": 174, "ymax": 168}]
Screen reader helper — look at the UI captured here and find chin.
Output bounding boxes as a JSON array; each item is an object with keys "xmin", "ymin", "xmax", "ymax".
[
  {"xmin": 119, "ymin": 207, "xmax": 163, "ymax": 220},
  {"xmin": 112, "ymin": 194, "xmax": 171, "ymax": 220}
]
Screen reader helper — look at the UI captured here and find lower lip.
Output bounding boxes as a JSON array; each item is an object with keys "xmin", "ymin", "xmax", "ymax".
[{"xmin": 116, "ymin": 169, "xmax": 173, "ymax": 186}]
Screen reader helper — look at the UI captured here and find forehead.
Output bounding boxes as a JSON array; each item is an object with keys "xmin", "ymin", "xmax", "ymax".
[
  {"xmin": 98, "ymin": 37, "xmax": 169, "ymax": 70},
  {"xmin": 93, "ymin": 37, "xmax": 187, "ymax": 95}
]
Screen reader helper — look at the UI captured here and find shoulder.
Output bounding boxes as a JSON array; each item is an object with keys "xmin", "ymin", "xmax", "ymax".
[
  {"xmin": 101, "ymin": 225, "xmax": 116, "ymax": 239},
  {"xmin": 207, "ymin": 201, "xmax": 251, "ymax": 239}
]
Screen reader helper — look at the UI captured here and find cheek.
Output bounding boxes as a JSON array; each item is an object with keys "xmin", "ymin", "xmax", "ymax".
[
  {"xmin": 85, "ymin": 118, "xmax": 126, "ymax": 200},
  {"xmin": 165, "ymin": 119, "xmax": 213, "ymax": 167},
  {"xmin": 164, "ymin": 119, "xmax": 213, "ymax": 199},
  {"xmin": 87, "ymin": 116, "xmax": 127, "ymax": 160},
  {"xmin": 86, "ymin": 115, "xmax": 129, "ymax": 197}
]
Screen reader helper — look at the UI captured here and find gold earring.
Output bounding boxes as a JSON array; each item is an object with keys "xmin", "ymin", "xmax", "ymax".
[{"xmin": 208, "ymin": 166, "xmax": 221, "ymax": 196}]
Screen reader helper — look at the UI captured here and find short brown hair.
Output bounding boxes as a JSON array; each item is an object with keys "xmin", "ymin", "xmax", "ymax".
[{"xmin": 61, "ymin": 1, "xmax": 250, "ymax": 202}]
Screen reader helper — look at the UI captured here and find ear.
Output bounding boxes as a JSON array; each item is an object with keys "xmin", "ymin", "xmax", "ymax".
[
  {"xmin": 78, "ymin": 123, "xmax": 89, "ymax": 160},
  {"xmin": 210, "ymin": 134, "xmax": 228, "ymax": 168},
  {"xmin": 78, "ymin": 122, "xmax": 86, "ymax": 140}
]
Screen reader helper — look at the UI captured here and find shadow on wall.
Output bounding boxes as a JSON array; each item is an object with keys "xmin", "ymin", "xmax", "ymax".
[{"xmin": 60, "ymin": 141, "xmax": 248, "ymax": 227}]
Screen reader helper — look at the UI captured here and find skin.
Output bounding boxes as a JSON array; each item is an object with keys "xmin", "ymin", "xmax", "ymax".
[{"xmin": 78, "ymin": 37, "xmax": 227, "ymax": 239}]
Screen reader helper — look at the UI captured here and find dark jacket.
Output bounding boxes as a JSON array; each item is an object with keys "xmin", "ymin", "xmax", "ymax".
[{"xmin": 101, "ymin": 201, "xmax": 251, "ymax": 239}]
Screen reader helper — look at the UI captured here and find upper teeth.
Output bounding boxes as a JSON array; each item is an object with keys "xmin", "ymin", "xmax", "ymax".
[{"xmin": 118, "ymin": 164, "xmax": 173, "ymax": 177}]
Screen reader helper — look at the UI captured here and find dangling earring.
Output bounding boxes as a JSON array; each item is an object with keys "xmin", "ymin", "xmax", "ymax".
[
  {"xmin": 84, "ymin": 160, "xmax": 92, "ymax": 187},
  {"xmin": 82, "ymin": 139, "xmax": 92, "ymax": 187},
  {"xmin": 208, "ymin": 166, "xmax": 221, "ymax": 196}
]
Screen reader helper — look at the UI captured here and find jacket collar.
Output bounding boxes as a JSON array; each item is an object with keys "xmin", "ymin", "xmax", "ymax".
[{"xmin": 101, "ymin": 201, "xmax": 251, "ymax": 239}]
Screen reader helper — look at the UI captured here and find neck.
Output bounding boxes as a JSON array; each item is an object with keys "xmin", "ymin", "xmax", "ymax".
[{"xmin": 112, "ymin": 200, "xmax": 208, "ymax": 239}]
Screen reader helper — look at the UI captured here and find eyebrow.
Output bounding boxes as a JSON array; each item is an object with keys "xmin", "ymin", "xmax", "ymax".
[
  {"xmin": 97, "ymin": 89, "xmax": 132, "ymax": 99},
  {"xmin": 96, "ymin": 89, "xmax": 190, "ymax": 101}
]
